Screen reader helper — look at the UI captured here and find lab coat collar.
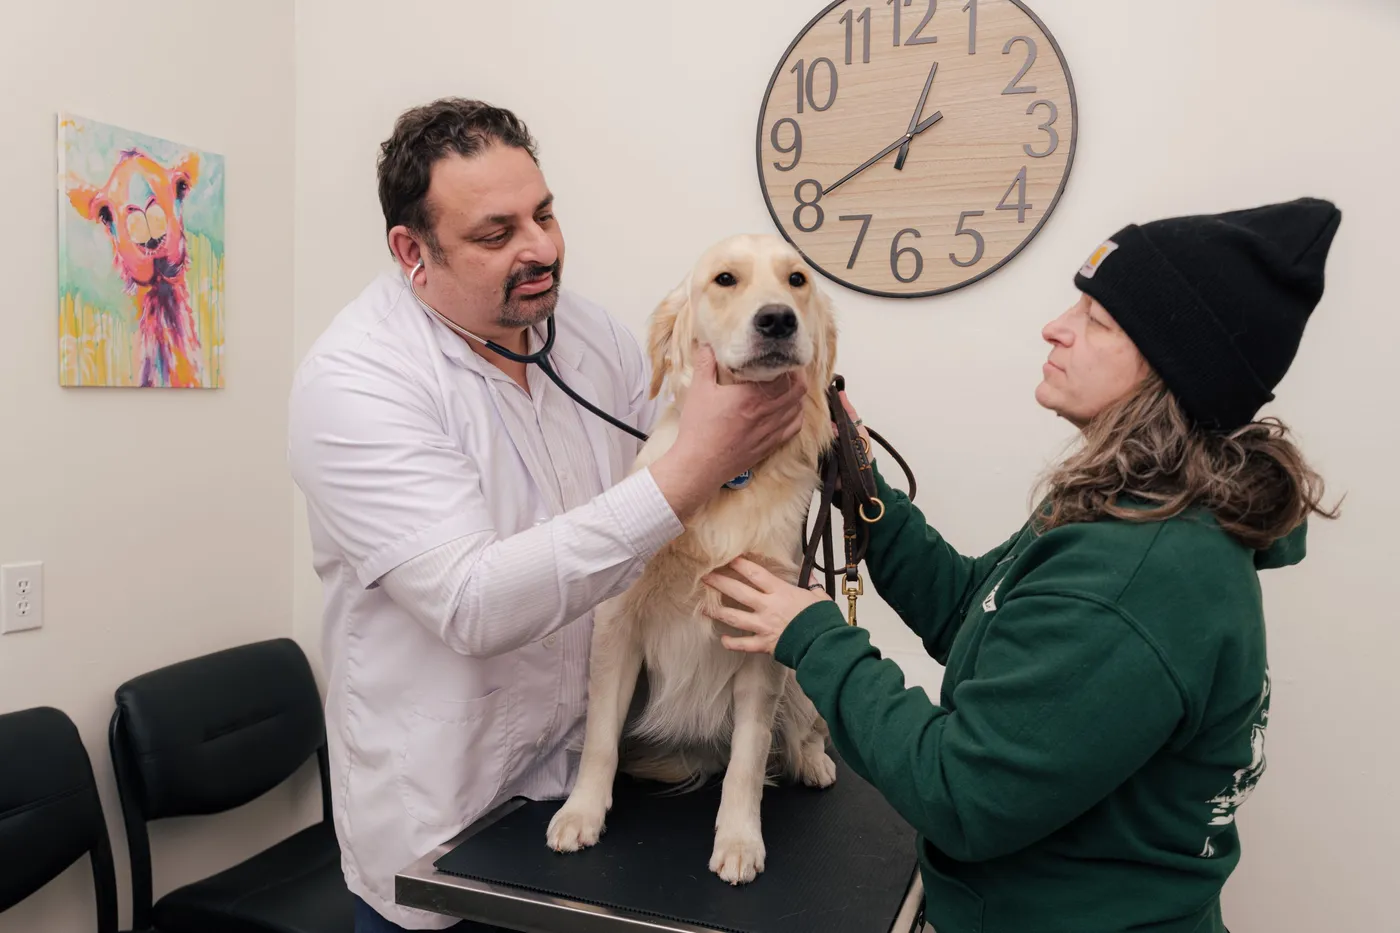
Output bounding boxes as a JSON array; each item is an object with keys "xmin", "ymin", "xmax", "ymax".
[
  {"xmin": 403, "ymin": 271, "xmax": 614, "ymax": 508},
  {"xmin": 405, "ymin": 271, "xmax": 586, "ymax": 379}
]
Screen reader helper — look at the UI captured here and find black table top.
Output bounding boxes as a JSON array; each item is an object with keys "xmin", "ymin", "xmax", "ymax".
[{"xmin": 431, "ymin": 755, "xmax": 920, "ymax": 933}]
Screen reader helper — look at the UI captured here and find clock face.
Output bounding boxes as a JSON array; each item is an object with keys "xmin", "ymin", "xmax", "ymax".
[{"xmin": 756, "ymin": 0, "xmax": 1077, "ymax": 298}]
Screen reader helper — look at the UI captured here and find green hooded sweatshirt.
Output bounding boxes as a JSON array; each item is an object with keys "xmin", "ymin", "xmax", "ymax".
[{"xmin": 775, "ymin": 463, "xmax": 1304, "ymax": 933}]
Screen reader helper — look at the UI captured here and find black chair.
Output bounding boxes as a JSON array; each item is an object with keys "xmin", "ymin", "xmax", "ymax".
[
  {"xmin": 0, "ymin": 705, "xmax": 120, "ymax": 933},
  {"xmin": 108, "ymin": 637, "xmax": 353, "ymax": 933}
]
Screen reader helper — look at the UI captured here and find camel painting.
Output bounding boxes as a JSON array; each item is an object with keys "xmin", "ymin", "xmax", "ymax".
[{"xmin": 58, "ymin": 113, "xmax": 224, "ymax": 388}]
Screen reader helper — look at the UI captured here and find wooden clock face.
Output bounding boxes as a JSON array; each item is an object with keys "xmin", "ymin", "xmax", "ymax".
[{"xmin": 756, "ymin": 0, "xmax": 1077, "ymax": 298}]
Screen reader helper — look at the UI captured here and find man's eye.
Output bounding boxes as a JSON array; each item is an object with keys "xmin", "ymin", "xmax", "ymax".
[
  {"xmin": 483, "ymin": 232, "xmax": 509, "ymax": 245},
  {"xmin": 537, "ymin": 213, "xmax": 554, "ymax": 224}
]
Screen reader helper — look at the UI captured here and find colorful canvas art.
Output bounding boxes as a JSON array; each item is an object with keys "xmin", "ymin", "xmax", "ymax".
[{"xmin": 57, "ymin": 113, "xmax": 225, "ymax": 388}]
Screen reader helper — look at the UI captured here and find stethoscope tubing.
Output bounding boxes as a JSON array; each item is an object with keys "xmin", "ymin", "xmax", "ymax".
[{"xmin": 407, "ymin": 262, "xmax": 649, "ymax": 442}]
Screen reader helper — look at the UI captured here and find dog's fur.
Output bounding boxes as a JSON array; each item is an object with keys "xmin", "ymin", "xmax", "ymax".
[{"xmin": 545, "ymin": 234, "xmax": 840, "ymax": 884}]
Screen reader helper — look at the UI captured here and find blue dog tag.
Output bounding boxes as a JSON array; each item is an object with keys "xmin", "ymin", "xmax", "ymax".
[{"xmin": 723, "ymin": 470, "xmax": 752, "ymax": 490}]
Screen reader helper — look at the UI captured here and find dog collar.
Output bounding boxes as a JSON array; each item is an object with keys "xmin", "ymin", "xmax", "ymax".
[{"xmin": 723, "ymin": 470, "xmax": 752, "ymax": 490}]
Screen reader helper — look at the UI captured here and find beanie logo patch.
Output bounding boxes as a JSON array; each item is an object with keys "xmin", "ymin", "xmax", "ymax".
[{"xmin": 1079, "ymin": 239, "xmax": 1119, "ymax": 279}]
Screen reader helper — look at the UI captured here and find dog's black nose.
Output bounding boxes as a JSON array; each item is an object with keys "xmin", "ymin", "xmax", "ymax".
[{"xmin": 754, "ymin": 305, "xmax": 797, "ymax": 339}]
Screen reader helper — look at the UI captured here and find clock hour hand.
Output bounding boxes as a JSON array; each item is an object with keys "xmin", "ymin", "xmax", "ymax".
[
  {"xmin": 895, "ymin": 61, "xmax": 939, "ymax": 171},
  {"xmin": 822, "ymin": 110, "xmax": 944, "ymax": 196}
]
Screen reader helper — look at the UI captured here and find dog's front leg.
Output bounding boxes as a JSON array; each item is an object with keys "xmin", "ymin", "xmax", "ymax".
[
  {"xmin": 710, "ymin": 655, "xmax": 782, "ymax": 884},
  {"xmin": 546, "ymin": 598, "xmax": 643, "ymax": 852}
]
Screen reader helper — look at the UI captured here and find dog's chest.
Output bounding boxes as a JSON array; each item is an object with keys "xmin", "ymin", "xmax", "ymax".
[{"xmin": 688, "ymin": 483, "xmax": 810, "ymax": 570}]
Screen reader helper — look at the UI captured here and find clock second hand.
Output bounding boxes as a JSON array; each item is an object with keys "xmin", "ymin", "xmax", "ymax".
[{"xmin": 822, "ymin": 110, "xmax": 944, "ymax": 197}]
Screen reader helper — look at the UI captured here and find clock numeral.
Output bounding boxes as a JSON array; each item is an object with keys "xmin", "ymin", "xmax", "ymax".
[
  {"xmin": 997, "ymin": 166, "xmax": 1032, "ymax": 223},
  {"xmin": 840, "ymin": 7, "xmax": 872, "ymax": 65},
  {"xmin": 890, "ymin": 227, "xmax": 924, "ymax": 283},
  {"xmin": 888, "ymin": 0, "xmax": 937, "ymax": 47},
  {"xmin": 949, "ymin": 210, "xmax": 985, "ymax": 268},
  {"xmin": 793, "ymin": 179, "xmax": 825, "ymax": 232},
  {"xmin": 790, "ymin": 57, "xmax": 839, "ymax": 114},
  {"xmin": 906, "ymin": 0, "xmax": 938, "ymax": 46},
  {"xmin": 838, "ymin": 214, "xmax": 873, "ymax": 269},
  {"xmin": 886, "ymin": 0, "xmax": 907, "ymax": 47},
  {"xmin": 1002, "ymin": 36, "xmax": 1038, "ymax": 94},
  {"xmin": 1024, "ymin": 100, "xmax": 1059, "ymax": 158},
  {"xmin": 962, "ymin": 0, "xmax": 977, "ymax": 54},
  {"xmin": 770, "ymin": 118, "xmax": 803, "ymax": 172}
]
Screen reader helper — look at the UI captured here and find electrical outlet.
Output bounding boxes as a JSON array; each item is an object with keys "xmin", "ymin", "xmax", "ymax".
[{"xmin": 1, "ymin": 562, "xmax": 43, "ymax": 634}]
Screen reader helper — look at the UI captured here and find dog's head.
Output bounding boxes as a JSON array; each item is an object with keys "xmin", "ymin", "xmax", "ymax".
[{"xmin": 647, "ymin": 234, "xmax": 837, "ymax": 398}]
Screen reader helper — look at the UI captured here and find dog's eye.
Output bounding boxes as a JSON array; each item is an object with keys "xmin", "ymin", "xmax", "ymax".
[
  {"xmin": 715, "ymin": 272, "xmax": 736, "ymax": 287},
  {"xmin": 789, "ymin": 272, "xmax": 807, "ymax": 287}
]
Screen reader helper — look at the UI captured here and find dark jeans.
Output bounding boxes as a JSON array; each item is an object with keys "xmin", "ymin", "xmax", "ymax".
[{"xmin": 353, "ymin": 894, "xmax": 510, "ymax": 933}]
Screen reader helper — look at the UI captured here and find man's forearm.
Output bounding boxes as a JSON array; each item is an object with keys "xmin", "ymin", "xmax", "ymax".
[{"xmin": 379, "ymin": 468, "xmax": 683, "ymax": 657}]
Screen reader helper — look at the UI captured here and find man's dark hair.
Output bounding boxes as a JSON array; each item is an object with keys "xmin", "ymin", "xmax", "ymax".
[{"xmin": 377, "ymin": 97, "xmax": 539, "ymax": 263}]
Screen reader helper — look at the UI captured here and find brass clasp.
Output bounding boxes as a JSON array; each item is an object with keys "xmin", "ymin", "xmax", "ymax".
[{"xmin": 842, "ymin": 574, "xmax": 863, "ymax": 626}]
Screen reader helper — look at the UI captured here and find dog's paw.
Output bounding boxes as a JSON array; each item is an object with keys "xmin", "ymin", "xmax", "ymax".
[
  {"xmin": 709, "ymin": 832, "xmax": 766, "ymax": 884},
  {"xmin": 545, "ymin": 799, "xmax": 607, "ymax": 852},
  {"xmin": 798, "ymin": 748, "xmax": 837, "ymax": 789}
]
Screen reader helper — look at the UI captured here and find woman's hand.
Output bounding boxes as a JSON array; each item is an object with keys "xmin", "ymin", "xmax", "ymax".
[
  {"xmin": 830, "ymin": 388, "xmax": 874, "ymax": 474},
  {"xmin": 701, "ymin": 556, "xmax": 832, "ymax": 655}
]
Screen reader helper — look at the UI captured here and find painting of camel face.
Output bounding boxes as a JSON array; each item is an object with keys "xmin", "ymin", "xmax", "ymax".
[{"xmin": 58, "ymin": 113, "xmax": 225, "ymax": 388}]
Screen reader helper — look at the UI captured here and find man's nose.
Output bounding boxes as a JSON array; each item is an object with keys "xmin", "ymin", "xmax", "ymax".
[
  {"xmin": 520, "ymin": 222, "xmax": 558, "ymax": 266},
  {"xmin": 754, "ymin": 304, "xmax": 797, "ymax": 339}
]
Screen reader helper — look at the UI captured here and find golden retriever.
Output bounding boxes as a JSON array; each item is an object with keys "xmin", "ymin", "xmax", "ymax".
[{"xmin": 544, "ymin": 233, "xmax": 840, "ymax": 884}]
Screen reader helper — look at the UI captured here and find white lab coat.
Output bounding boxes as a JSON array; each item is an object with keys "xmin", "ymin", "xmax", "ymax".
[{"xmin": 288, "ymin": 269, "xmax": 681, "ymax": 928}]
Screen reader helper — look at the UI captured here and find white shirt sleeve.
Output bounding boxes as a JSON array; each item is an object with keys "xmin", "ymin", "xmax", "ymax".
[
  {"xmin": 376, "ymin": 469, "xmax": 674, "ymax": 657},
  {"xmin": 288, "ymin": 349, "xmax": 682, "ymax": 658}
]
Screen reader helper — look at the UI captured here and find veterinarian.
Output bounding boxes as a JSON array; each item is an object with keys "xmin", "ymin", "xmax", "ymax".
[
  {"xmin": 704, "ymin": 198, "xmax": 1342, "ymax": 933},
  {"xmin": 287, "ymin": 98, "xmax": 808, "ymax": 933}
]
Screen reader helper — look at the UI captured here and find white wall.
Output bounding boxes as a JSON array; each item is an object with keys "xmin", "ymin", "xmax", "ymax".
[
  {"xmin": 293, "ymin": 1, "xmax": 1399, "ymax": 930},
  {"xmin": 0, "ymin": 2, "xmax": 316, "ymax": 932}
]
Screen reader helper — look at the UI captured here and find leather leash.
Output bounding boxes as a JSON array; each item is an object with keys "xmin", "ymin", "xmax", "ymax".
[{"xmin": 798, "ymin": 375, "xmax": 918, "ymax": 625}]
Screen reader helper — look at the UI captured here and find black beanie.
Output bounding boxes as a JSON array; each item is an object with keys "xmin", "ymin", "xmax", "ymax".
[{"xmin": 1072, "ymin": 197, "xmax": 1342, "ymax": 431}]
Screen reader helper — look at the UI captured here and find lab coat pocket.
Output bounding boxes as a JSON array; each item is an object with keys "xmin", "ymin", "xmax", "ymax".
[{"xmin": 396, "ymin": 687, "xmax": 509, "ymax": 828}]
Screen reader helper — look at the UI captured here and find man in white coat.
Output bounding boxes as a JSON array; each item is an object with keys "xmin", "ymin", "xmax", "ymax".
[{"xmin": 288, "ymin": 98, "xmax": 807, "ymax": 932}]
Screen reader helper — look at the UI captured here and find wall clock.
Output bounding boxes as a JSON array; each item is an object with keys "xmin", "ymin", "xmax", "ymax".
[{"xmin": 756, "ymin": 0, "xmax": 1077, "ymax": 298}]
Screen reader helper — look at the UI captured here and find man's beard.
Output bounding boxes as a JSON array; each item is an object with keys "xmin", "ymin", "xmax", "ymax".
[{"xmin": 497, "ymin": 260, "xmax": 562, "ymax": 328}]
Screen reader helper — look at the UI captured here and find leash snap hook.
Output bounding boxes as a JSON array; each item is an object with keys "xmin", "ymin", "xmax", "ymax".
[{"xmin": 842, "ymin": 573, "xmax": 863, "ymax": 626}]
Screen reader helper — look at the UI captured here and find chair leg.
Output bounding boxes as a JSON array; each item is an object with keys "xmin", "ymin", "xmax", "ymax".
[{"xmin": 317, "ymin": 743, "xmax": 332, "ymax": 826}]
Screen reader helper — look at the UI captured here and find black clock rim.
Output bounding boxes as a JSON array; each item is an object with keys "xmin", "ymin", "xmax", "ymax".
[{"xmin": 753, "ymin": 0, "xmax": 1080, "ymax": 300}]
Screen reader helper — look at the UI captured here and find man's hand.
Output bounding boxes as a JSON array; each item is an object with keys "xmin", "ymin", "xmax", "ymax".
[{"xmin": 650, "ymin": 345, "xmax": 807, "ymax": 522}]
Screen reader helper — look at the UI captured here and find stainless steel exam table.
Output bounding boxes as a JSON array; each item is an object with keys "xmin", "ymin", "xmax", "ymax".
[{"xmin": 396, "ymin": 756, "xmax": 927, "ymax": 933}]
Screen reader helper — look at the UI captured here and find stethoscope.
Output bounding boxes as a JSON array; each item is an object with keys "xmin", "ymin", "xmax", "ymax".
[{"xmin": 407, "ymin": 261, "xmax": 649, "ymax": 442}]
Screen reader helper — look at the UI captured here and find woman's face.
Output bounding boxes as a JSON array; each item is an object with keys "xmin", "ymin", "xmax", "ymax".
[{"xmin": 1035, "ymin": 293, "xmax": 1151, "ymax": 426}]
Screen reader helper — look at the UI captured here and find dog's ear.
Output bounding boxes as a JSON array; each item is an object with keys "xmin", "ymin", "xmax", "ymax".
[
  {"xmin": 647, "ymin": 275, "xmax": 691, "ymax": 399},
  {"xmin": 812, "ymin": 279, "xmax": 839, "ymax": 389}
]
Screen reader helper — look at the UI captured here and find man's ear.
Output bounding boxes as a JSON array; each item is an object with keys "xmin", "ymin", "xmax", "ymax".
[{"xmin": 648, "ymin": 275, "xmax": 691, "ymax": 399}]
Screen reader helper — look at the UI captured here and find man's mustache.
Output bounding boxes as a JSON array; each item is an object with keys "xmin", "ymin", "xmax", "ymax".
[{"xmin": 504, "ymin": 260, "xmax": 561, "ymax": 297}]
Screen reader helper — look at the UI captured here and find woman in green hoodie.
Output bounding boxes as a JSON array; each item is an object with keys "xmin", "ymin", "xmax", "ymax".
[{"xmin": 702, "ymin": 198, "xmax": 1343, "ymax": 933}]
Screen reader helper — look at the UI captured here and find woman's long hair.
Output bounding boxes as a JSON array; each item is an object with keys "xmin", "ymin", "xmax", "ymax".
[{"xmin": 1034, "ymin": 372, "xmax": 1341, "ymax": 549}]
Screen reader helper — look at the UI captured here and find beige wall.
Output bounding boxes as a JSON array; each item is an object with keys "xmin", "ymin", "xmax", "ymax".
[
  {"xmin": 0, "ymin": 2, "xmax": 315, "ymax": 932},
  {"xmin": 3, "ymin": 0, "xmax": 1394, "ymax": 930},
  {"xmin": 292, "ymin": 1, "xmax": 1398, "ymax": 930}
]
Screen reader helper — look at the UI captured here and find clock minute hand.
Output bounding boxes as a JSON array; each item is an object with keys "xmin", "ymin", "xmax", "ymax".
[
  {"xmin": 822, "ymin": 110, "xmax": 944, "ymax": 197},
  {"xmin": 896, "ymin": 61, "xmax": 939, "ymax": 171}
]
